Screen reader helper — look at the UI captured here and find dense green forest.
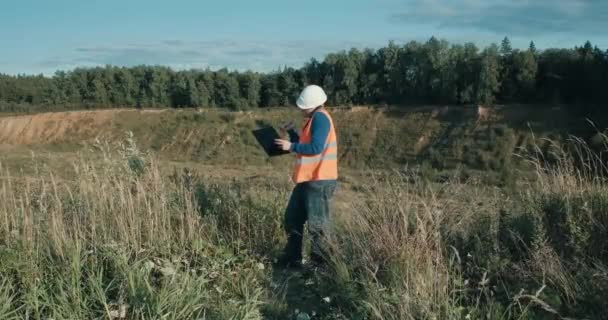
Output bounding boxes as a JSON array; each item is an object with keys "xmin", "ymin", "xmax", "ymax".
[{"xmin": 1, "ymin": 37, "xmax": 607, "ymax": 114}]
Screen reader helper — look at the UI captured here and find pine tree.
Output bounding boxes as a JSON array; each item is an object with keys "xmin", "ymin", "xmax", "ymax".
[
  {"xmin": 238, "ymin": 71, "xmax": 261, "ymax": 108},
  {"xmin": 499, "ymin": 37, "xmax": 516, "ymax": 102},
  {"xmin": 500, "ymin": 37, "xmax": 513, "ymax": 56},
  {"xmin": 476, "ymin": 44, "xmax": 501, "ymax": 105},
  {"xmin": 277, "ymin": 68, "xmax": 298, "ymax": 106},
  {"xmin": 513, "ymin": 50, "xmax": 537, "ymax": 101},
  {"xmin": 456, "ymin": 42, "xmax": 479, "ymax": 103},
  {"xmin": 529, "ymin": 41, "xmax": 537, "ymax": 53},
  {"xmin": 213, "ymin": 69, "xmax": 241, "ymax": 110},
  {"xmin": 192, "ymin": 76, "xmax": 210, "ymax": 107},
  {"xmin": 260, "ymin": 74, "xmax": 282, "ymax": 107}
]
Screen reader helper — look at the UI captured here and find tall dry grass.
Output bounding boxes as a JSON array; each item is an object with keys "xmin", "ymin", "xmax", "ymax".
[
  {"xmin": 323, "ymin": 172, "xmax": 508, "ymax": 319},
  {"xmin": 0, "ymin": 136, "xmax": 273, "ymax": 319},
  {"xmin": 516, "ymin": 133, "xmax": 608, "ymax": 316},
  {"xmin": 0, "ymin": 131, "xmax": 607, "ymax": 319},
  {"xmin": 318, "ymin": 132, "xmax": 608, "ymax": 319}
]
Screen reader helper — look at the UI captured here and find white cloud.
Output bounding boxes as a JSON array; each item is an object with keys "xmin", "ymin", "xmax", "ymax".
[
  {"xmin": 392, "ymin": 0, "xmax": 607, "ymax": 37},
  {"xmin": 554, "ymin": 0, "xmax": 587, "ymax": 15},
  {"xmin": 30, "ymin": 39, "xmax": 379, "ymax": 75}
]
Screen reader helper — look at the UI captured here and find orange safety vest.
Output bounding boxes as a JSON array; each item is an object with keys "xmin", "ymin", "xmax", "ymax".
[{"xmin": 293, "ymin": 109, "xmax": 338, "ymax": 183}]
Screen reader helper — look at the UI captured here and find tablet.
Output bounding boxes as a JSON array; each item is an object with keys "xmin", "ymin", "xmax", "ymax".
[{"xmin": 252, "ymin": 127, "xmax": 291, "ymax": 157}]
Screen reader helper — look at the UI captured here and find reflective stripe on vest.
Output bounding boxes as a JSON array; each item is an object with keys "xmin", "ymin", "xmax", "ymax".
[
  {"xmin": 292, "ymin": 109, "xmax": 338, "ymax": 183},
  {"xmin": 296, "ymin": 153, "xmax": 338, "ymax": 165}
]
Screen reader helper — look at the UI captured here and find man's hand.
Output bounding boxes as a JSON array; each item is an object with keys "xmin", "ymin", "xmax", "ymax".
[
  {"xmin": 275, "ymin": 139, "xmax": 292, "ymax": 151},
  {"xmin": 280, "ymin": 121, "xmax": 295, "ymax": 133}
]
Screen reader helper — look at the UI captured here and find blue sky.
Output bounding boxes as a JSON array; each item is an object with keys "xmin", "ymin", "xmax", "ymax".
[{"xmin": 1, "ymin": 0, "xmax": 606, "ymax": 75}]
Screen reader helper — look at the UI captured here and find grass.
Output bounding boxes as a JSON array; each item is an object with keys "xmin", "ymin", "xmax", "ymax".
[
  {"xmin": 0, "ymin": 138, "xmax": 274, "ymax": 319},
  {"xmin": 0, "ymin": 107, "xmax": 607, "ymax": 319},
  {"xmin": 0, "ymin": 138, "xmax": 605, "ymax": 319},
  {"xmin": 310, "ymin": 134, "xmax": 608, "ymax": 319}
]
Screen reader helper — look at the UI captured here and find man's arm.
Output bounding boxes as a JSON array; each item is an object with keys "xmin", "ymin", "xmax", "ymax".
[
  {"xmin": 290, "ymin": 113, "xmax": 330, "ymax": 155},
  {"xmin": 287, "ymin": 129, "xmax": 299, "ymax": 143}
]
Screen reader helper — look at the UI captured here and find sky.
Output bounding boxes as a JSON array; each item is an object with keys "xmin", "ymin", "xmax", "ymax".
[{"xmin": 1, "ymin": 0, "xmax": 606, "ymax": 75}]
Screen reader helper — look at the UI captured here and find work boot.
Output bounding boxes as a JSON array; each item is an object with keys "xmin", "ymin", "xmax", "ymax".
[
  {"xmin": 309, "ymin": 252, "xmax": 326, "ymax": 269},
  {"xmin": 274, "ymin": 254, "xmax": 303, "ymax": 270}
]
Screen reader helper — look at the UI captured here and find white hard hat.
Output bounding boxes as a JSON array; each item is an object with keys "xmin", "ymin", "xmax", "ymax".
[{"xmin": 296, "ymin": 85, "xmax": 327, "ymax": 110}]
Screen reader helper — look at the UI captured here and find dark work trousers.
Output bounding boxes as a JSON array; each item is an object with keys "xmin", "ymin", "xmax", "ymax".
[{"xmin": 283, "ymin": 180, "xmax": 337, "ymax": 264}]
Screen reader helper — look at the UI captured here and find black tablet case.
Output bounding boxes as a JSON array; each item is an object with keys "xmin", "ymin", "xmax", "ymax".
[{"xmin": 252, "ymin": 127, "xmax": 291, "ymax": 157}]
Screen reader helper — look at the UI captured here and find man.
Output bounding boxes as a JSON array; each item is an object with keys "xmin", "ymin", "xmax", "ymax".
[{"xmin": 274, "ymin": 85, "xmax": 338, "ymax": 269}]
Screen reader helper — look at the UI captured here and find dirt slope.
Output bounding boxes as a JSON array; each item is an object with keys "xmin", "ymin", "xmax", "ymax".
[
  {"xmin": 0, "ymin": 110, "xmax": 117, "ymax": 145},
  {"xmin": 0, "ymin": 106, "xmax": 582, "ymax": 171},
  {"xmin": 0, "ymin": 109, "xmax": 170, "ymax": 145}
]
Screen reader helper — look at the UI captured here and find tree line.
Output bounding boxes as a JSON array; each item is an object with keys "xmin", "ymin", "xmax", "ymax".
[{"xmin": 1, "ymin": 37, "xmax": 607, "ymax": 115}]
